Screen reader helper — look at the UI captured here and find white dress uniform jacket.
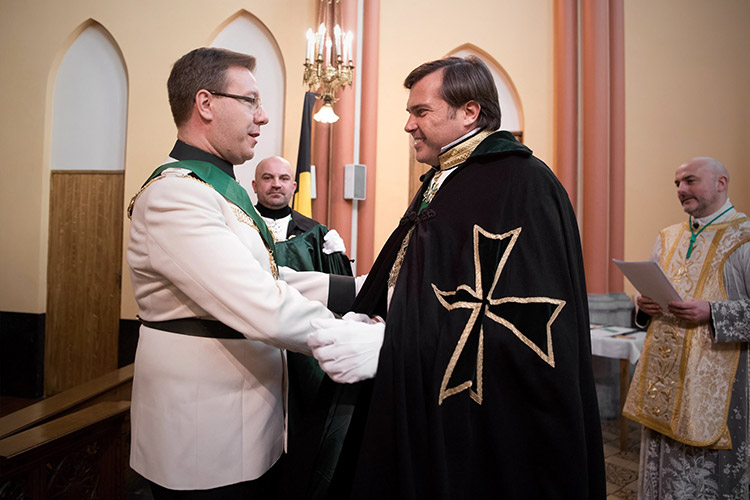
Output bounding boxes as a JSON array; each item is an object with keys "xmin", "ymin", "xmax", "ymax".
[{"xmin": 127, "ymin": 165, "xmax": 337, "ymax": 490}]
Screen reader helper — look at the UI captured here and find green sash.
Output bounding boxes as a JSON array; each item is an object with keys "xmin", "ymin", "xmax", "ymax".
[{"xmin": 143, "ymin": 160, "xmax": 277, "ymax": 260}]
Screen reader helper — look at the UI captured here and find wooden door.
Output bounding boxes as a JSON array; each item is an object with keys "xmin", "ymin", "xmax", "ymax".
[{"xmin": 45, "ymin": 171, "xmax": 124, "ymax": 394}]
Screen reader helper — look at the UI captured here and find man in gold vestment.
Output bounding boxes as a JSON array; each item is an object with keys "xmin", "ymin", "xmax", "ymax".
[{"xmin": 623, "ymin": 157, "xmax": 750, "ymax": 499}]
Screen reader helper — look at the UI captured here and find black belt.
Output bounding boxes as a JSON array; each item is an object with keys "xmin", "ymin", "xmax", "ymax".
[{"xmin": 139, "ymin": 317, "xmax": 245, "ymax": 339}]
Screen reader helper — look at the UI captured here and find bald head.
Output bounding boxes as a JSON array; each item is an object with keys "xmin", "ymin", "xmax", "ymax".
[
  {"xmin": 253, "ymin": 156, "xmax": 297, "ymax": 210},
  {"xmin": 680, "ymin": 157, "xmax": 729, "ymax": 181},
  {"xmin": 256, "ymin": 156, "xmax": 293, "ymax": 179},
  {"xmin": 674, "ymin": 157, "xmax": 729, "ymax": 218}
]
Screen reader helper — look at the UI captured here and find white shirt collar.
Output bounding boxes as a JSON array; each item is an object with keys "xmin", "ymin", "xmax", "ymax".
[
  {"xmin": 440, "ymin": 127, "xmax": 483, "ymax": 154},
  {"xmin": 693, "ymin": 198, "xmax": 734, "ymax": 226}
]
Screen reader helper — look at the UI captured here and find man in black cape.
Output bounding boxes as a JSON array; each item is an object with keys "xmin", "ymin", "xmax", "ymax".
[{"xmin": 307, "ymin": 56, "xmax": 606, "ymax": 499}]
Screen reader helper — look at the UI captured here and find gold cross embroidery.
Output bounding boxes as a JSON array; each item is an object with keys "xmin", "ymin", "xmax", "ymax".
[{"xmin": 432, "ymin": 225, "xmax": 566, "ymax": 405}]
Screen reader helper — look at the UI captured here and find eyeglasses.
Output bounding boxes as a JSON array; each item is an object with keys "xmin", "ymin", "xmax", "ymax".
[{"xmin": 207, "ymin": 90, "xmax": 262, "ymax": 111}]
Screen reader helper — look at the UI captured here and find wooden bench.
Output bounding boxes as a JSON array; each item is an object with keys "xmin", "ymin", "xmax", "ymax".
[
  {"xmin": 0, "ymin": 364, "xmax": 134, "ymax": 498},
  {"xmin": 0, "ymin": 364, "xmax": 133, "ymax": 440},
  {"xmin": 0, "ymin": 401, "xmax": 131, "ymax": 499}
]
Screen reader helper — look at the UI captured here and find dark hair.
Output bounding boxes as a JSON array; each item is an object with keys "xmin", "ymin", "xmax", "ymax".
[
  {"xmin": 167, "ymin": 47, "xmax": 257, "ymax": 127},
  {"xmin": 404, "ymin": 56, "xmax": 502, "ymax": 130}
]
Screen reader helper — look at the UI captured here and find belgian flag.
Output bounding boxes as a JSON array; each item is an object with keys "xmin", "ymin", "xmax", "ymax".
[{"xmin": 293, "ymin": 91, "xmax": 317, "ymax": 218}]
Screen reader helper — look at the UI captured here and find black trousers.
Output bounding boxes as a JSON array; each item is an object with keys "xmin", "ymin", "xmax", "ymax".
[{"xmin": 148, "ymin": 456, "xmax": 283, "ymax": 500}]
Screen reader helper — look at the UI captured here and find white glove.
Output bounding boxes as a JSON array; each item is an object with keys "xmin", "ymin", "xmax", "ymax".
[
  {"xmin": 341, "ymin": 311, "xmax": 380, "ymax": 323},
  {"xmin": 307, "ymin": 313, "xmax": 385, "ymax": 383},
  {"xmin": 322, "ymin": 229, "xmax": 346, "ymax": 254}
]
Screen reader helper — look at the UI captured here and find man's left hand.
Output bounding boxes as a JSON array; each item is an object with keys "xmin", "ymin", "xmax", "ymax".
[{"xmin": 667, "ymin": 299, "xmax": 711, "ymax": 324}]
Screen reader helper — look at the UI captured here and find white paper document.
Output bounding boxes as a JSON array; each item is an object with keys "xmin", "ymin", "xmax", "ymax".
[{"xmin": 612, "ymin": 259, "xmax": 682, "ymax": 309}]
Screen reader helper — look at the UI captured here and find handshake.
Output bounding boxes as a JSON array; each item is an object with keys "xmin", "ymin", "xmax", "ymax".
[{"xmin": 307, "ymin": 312, "xmax": 385, "ymax": 384}]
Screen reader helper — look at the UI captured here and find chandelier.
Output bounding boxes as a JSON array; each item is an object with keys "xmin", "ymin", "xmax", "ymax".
[{"xmin": 303, "ymin": 0, "xmax": 354, "ymax": 123}]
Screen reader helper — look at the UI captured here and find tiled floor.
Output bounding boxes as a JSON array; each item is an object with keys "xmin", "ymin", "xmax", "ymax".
[{"xmin": 602, "ymin": 418, "xmax": 642, "ymax": 500}]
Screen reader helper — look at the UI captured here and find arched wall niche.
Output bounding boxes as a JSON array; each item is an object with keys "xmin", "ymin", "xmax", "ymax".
[
  {"xmin": 38, "ymin": 19, "xmax": 129, "ymax": 300},
  {"xmin": 408, "ymin": 44, "xmax": 525, "ymax": 197},
  {"xmin": 44, "ymin": 19, "xmax": 128, "ymax": 393},
  {"xmin": 210, "ymin": 10, "xmax": 286, "ymax": 196},
  {"xmin": 448, "ymin": 43, "xmax": 524, "ymax": 137},
  {"xmin": 50, "ymin": 20, "xmax": 129, "ymax": 171}
]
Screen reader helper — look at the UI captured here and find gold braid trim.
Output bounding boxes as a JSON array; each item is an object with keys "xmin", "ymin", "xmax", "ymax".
[
  {"xmin": 388, "ymin": 228, "xmax": 413, "ymax": 288},
  {"xmin": 127, "ymin": 176, "xmax": 164, "ymax": 219},
  {"xmin": 437, "ymin": 130, "xmax": 493, "ymax": 171}
]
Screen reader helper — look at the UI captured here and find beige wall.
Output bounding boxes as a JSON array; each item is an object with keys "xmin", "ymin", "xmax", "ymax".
[
  {"xmin": 623, "ymin": 0, "xmax": 750, "ymax": 269},
  {"xmin": 0, "ymin": 0, "xmax": 747, "ymax": 318}
]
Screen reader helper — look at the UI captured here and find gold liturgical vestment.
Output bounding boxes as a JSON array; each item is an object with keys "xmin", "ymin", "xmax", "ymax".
[{"xmin": 623, "ymin": 216, "xmax": 750, "ymax": 448}]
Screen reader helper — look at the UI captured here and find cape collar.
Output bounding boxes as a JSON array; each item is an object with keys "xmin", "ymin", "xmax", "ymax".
[
  {"xmin": 440, "ymin": 127, "xmax": 482, "ymax": 154},
  {"xmin": 437, "ymin": 130, "xmax": 493, "ymax": 171},
  {"xmin": 436, "ymin": 130, "xmax": 532, "ymax": 171}
]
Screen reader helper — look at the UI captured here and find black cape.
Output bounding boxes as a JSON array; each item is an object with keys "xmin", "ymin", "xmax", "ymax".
[{"xmin": 331, "ymin": 131, "xmax": 605, "ymax": 499}]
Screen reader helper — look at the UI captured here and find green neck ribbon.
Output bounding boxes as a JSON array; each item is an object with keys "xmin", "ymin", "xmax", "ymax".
[{"xmin": 686, "ymin": 205, "xmax": 734, "ymax": 259}]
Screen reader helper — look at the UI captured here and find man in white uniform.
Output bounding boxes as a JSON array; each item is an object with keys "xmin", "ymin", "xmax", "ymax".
[
  {"xmin": 623, "ymin": 157, "xmax": 750, "ymax": 499},
  {"xmin": 126, "ymin": 47, "xmax": 352, "ymax": 499}
]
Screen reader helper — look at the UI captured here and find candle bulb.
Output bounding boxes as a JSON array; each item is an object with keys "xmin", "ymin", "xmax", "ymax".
[
  {"xmin": 325, "ymin": 36, "xmax": 332, "ymax": 66},
  {"xmin": 317, "ymin": 23, "xmax": 326, "ymax": 57},
  {"xmin": 334, "ymin": 24, "xmax": 342, "ymax": 61},
  {"xmin": 345, "ymin": 31, "xmax": 354, "ymax": 64},
  {"xmin": 305, "ymin": 28, "xmax": 315, "ymax": 61}
]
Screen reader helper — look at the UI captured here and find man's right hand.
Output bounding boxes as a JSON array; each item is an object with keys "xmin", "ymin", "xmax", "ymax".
[
  {"xmin": 307, "ymin": 312, "xmax": 385, "ymax": 384},
  {"xmin": 637, "ymin": 294, "xmax": 663, "ymax": 317}
]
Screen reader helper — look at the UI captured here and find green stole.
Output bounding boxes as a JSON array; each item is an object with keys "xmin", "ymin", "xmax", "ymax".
[{"xmin": 141, "ymin": 160, "xmax": 277, "ymax": 260}]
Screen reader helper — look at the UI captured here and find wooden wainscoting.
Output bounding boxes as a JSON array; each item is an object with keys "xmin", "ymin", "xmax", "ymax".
[{"xmin": 46, "ymin": 170, "xmax": 124, "ymax": 395}]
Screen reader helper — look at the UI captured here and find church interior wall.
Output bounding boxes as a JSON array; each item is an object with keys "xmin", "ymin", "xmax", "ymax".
[{"xmin": 0, "ymin": 0, "xmax": 747, "ymax": 372}]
